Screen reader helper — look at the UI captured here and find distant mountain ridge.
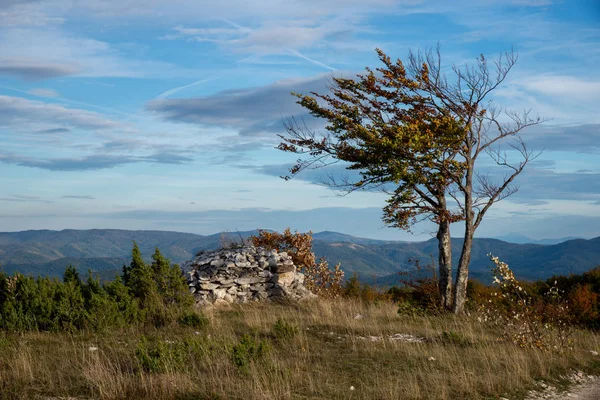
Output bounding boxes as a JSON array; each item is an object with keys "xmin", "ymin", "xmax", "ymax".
[
  {"xmin": 1, "ymin": 229, "xmax": 598, "ymax": 285},
  {"xmin": 490, "ymin": 233, "xmax": 582, "ymax": 246}
]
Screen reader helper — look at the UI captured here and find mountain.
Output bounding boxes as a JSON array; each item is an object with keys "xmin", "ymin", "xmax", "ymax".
[
  {"xmin": 312, "ymin": 231, "xmax": 399, "ymax": 245},
  {"xmin": 0, "ymin": 229, "xmax": 598, "ymax": 285},
  {"xmin": 0, "ymin": 229, "xmax": 255, "ymax": 267},
  {"xmin": 491, "ymin": 233, "xmax": 582, "ymax": 245}
]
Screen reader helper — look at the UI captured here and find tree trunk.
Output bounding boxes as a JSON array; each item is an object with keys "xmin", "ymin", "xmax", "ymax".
[
  {"xmin": 437, "ymin": 219, "xmax": 453, "ymax": 309},
  {"xmin": 454, "ymin": 158, "xmax": 475, "ymax": 315},
  {"xmin": 453, "ymin": 226, "xmax": 473, "ymax": 314}
]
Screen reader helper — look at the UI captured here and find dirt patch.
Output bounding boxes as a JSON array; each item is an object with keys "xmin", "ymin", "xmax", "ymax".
[{"xmin": 523, "ymin": 371, "xmax": 600, "ymax": 400}]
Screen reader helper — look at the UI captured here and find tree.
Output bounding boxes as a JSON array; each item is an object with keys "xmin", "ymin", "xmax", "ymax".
[
  {"xmin": 278, "ymin": 46, "xmax": 542, "ymax": 313},
  {"xmin": 151, "ymin": 247, "xmax": 193, "ymax": 307},
  {"xmin": 123, "ymin": 241, "xmax": 154, "ymax": 303}
]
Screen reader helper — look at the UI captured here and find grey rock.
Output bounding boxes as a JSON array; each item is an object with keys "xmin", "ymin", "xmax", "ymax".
[
  {"xmin": 236, "ymin": 276, "xmax": 264, "ymax": 285},
  {"xmin": 210, "ymin": 259, "xmax": 225, "ymax": 267},
  {"xmin": 185, "ymin": 246, "xmax": 316, "ymax": 307},
  {"xmin": 274, "ymin": 264, "xmax": 295, "ymax": 274},
  {"xmin": 199, "ymin": 283, "xmax": 219, "ymax": 290}
]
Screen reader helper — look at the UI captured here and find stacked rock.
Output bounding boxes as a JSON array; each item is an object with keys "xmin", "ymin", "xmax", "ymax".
[{"xmin": 182, "ymin": 246, "xmax": 316, "ymax": 306}]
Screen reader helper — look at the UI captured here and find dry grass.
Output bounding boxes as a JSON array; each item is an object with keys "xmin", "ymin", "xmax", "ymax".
[{"xmin": 1, "ymin": 298, "xmax": 599, "ymax": 399}]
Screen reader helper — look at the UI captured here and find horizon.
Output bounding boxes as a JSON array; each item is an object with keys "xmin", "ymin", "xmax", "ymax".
[
  {"xmin": 0, "ymin": 226, "xmax": 597, "ymax": 244},
  {"xmin": 1, "ymin": 1, "xmax": 599, "ymax": 241}
]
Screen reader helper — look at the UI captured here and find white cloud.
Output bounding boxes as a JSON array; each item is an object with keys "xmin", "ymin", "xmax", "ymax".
[
  {"xmin": 0, "ymin": 26, "xmax": 199, "ymax": 80},
  {"xmin": 0, "ymin": 95, "xmax": 121, "ymax": 131},
  {"xmin": 521, "ymin": 75, "xmax": 600, "ymax": 100}
]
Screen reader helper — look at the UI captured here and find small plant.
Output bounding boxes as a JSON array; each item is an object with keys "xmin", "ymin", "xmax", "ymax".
[
  {"xmin": 135, "ymin": 336, "xmax": 187, "ymax": 373},
  {"xmin": 178, "ymin": 311, "xmax": 209, "ymax": 329},
  {"xmin": 478, "ymin": 254, "xmax": 574, "ymax": 351},
  {"xmin": 231, "ymin": 334, "xmax": 269, "ymax": 371},
  {"xmin": 272, "ymin": 318, "xmax": 298, "ymax": 339},
  {"xmin": 343, "ymin": 273, "xmax": 392, "ymax": 303},
  {"xmin": 440, "ymin": 331, "xmax": 472, "ymax": 347},
  {"xmin": 396, "ymin": 256, "xmax": 443, "ymax": 314},
  {"xmin": 396, "ymin": 300, "xmax": 425, "ymax": 317},
  {"xmin": 219, "ymin": 230, "xmax": 248, "ymax": 249}
]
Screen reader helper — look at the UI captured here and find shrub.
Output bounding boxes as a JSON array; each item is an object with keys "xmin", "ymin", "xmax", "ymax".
[
  {"xmin": 251, "ymin": 228, "xmax": 344, "ymax": 298},
  {"xmin": 135, "ymin": 336, "xmax": 187, "ymax": 373},
  {"xmin": 570, "ymin": 284, "xmax": 599, "ymax": 327},
  {"xmin": 343, "ymin": 274, "xmax": 392, "ymax": 303},
  {"xmin": 272, "ymin": 318, "xmax": 298, "ymax": 339},
  {"xmin": 440, "ymin": 331, "xmax": 472, "ymax": 347},
  {"xmin": 178, "ymin": 312, "xmax": 209, "ymax": 329},
  {"xmin": 395, "ymin": 257, "xmax": 443, "ymax": 314},
  {"xmin": 0, "ymin": 243, "xmax": 196, "ymax": 333},
  {"xmin": 396, "ymin": 299, "xmax": 426, "ymax": 317},
  {"xmin": 231, "ymin": 334, "xmax": 269, "ymax": 370},
  {"xmin": 478, "ymin": 254, "xmax": 574, "ymax": 351}
]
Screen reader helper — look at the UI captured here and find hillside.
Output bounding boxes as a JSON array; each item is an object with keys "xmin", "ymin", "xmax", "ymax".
[{"xmin": 1, "ymin": 229, "xmax": 599, "ymax": 284}]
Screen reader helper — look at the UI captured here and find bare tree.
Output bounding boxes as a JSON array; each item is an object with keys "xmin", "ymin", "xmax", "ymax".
[
  {"xmin": 278, "ymin": 46, "xmax": 543, "ymax": 313},
  {"xmin": 407, "ymin": 49, "xmax": 544, "ymax": 313}
]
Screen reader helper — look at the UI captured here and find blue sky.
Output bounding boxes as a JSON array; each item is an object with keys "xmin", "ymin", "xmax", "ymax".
[{"xmin": 0, "ymin": 0, "xmax": 599, "ymax": 241}]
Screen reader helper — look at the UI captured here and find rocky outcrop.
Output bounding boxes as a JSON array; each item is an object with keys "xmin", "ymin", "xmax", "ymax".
[{"xmin": 182, "ymin": 246, "xmax": 315, "ymax": 307}]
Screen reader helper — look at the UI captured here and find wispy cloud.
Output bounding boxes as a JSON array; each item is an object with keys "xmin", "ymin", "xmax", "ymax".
[
  {"xmin": 61, "ymin": 195, "xmax": 95, "ymax": 200},
  {"xmin": 0, "ymin": 26, "xmax": 200, "ymax": 80},
  {"xmin": 0, "ymin": 95, "xmax": 121, "ymax": 131},
  {"xmin": 0, "ymin": 194, "xmax": 53, "ymax": 203},
  {"xmin": 0, "ymin": 151, "xmax": 193, "ymax": 171},
  {"xmin": 171, "ymin": 19, "xmax": 339, "ymax": 71},
  {"xmin": 0, "ymin": 60, "xmax": 78, "ymax": 80},
  {"xmin": 147, "ymin": 74, "xmax": 336, "ymax": 136}
]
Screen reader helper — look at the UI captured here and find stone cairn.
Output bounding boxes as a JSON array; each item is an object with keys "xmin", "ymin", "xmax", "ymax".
[{"xmin": 182, "ymin": 246, "xmax": 316, "ymax": 307}]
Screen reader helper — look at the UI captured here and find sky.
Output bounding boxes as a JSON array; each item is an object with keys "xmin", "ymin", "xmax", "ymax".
[{"xmin": 0, "ymin": 0, "xmax": 599, "ymax": 241}]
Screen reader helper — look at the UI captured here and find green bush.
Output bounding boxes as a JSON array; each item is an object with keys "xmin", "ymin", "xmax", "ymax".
[
  {"xmin": 0, "ymin": 243, "xmax": 196, "ymax": 332},
  {"xmin": 178, "ymin": 311, "xmax": 209, "ymax": 329},
  {"xmin": 135, "ymin": 336, "xmax": 187, "ymax": 373},
  {"xmin": 396, "ymin": 299, "xmax": 425, "ymax": 317},
  {"xmin": 231, "ymin": 334, "xmax": 269, "ymax": 370},
  {"xmin": 440, "ymin": 330, "xmax": 472, "ymax": 347},
  {"xmin": 272, "ymin": 318, "xmax": 298, "ymax": 339}
]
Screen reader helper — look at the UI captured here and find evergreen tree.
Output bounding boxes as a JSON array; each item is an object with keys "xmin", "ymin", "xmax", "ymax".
[
  {"xmin": 63, "ymin": 265, "xmax": 81, "ymax": 286},
  {"xmin": 125, "ymin": 241, "xmax": 154, "ymax": 303}
]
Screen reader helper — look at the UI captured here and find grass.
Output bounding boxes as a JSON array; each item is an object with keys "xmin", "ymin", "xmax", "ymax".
[{"xmin": 0, "ymin": 298, "xmax": 599, "ymax": 399}]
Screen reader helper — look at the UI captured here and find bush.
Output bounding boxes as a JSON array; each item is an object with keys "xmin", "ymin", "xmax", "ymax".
[
  {"xmin": 231, "ymin": 334, "xmax": 269, "ymax": 370},
  {"xmin": 397, "ymin": 257, "xmax": 443, "ymax": 313},
  {"xmin": 0, "ymin": 243, "xmax": 196, "ymax": 333},
  {"xmin": 478, "ymin": 254, "xmax": 574, "ymax": 351},
  {"xmin": 178, "ymin": 312, "xmax": 209, "ymax": 329},
  {"xmin": 251, "ymin": 228, "xmax": 344, "ymax": 298},
  {"xmin": 272, "ymin": 318, "xmax": 298, "ymax": 339},
  {"xmin": 396, "ymin": 299, "xmax": 426, "ymax": 317},
  {"xmin": 135, "ymin": 336, "xmax": 187, "ymax": 373},
  {"xmin": 440, "ymin": 331, "xmax": 472, "ymax": 347}
]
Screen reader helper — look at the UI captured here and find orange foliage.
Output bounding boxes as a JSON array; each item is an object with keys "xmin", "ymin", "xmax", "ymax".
[
  {"xmin": 570, "ymin": 284, "xmax": 599, "ymax": 322},
  {"xmin": 250, "ymin": 228, "xmax": 344, "ymax": 298}
]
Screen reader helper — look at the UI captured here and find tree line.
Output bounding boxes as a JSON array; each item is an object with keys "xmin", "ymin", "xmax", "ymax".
[{"xmin": 0, "ymin": 242, "xmax": 200, "ymax": 332}]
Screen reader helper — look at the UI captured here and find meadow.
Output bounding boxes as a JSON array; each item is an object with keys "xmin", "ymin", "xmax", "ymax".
[{"xmin": 1, "ymin": 297, "xmax": 599, "ymax": 400}]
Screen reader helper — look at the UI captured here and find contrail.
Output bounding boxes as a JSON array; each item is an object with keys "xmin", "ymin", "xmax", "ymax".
[
  {"xmin": 221, "ymin": 19, "xmax": 336, "ymax": 71},
  {"xmin": 288, "ymin": 50, "xmax": 336, "ymax": 71},
  {"xmin": 155, "ymin": 77, "xmax": 217, "ymax": 99},
  {"xmin": 222, "ymin": 18, "xmax": 252, "ymax": 33}
]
